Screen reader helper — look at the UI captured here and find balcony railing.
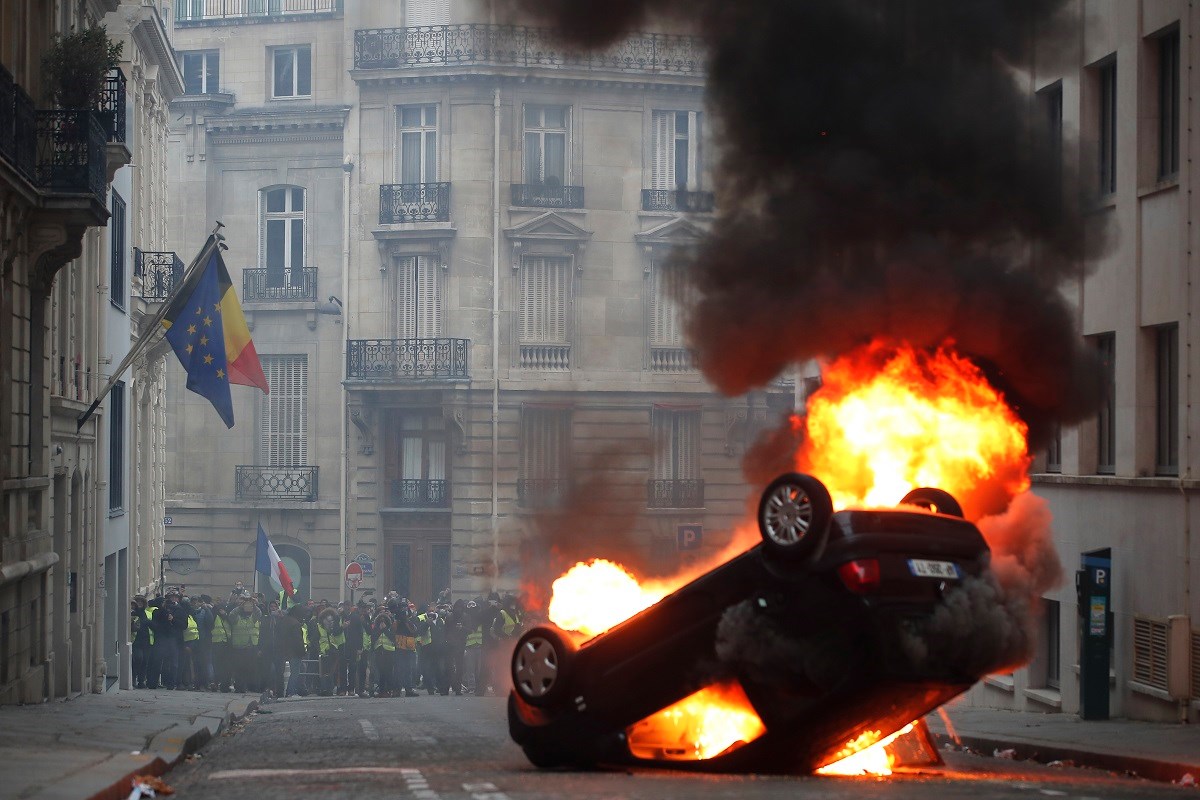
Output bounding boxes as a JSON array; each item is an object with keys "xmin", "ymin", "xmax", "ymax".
[
  {"xmin": 36, "ymin": 110, "xmax": 106, "ymax": 203},
  {"xmin": 347, "ymin": 338, "xmax": 470, "ymax": 380},
  {"xmin": 134, "ymin": 249, "xmax": 184, "ymax": 301},
  {"xmin": 235, "ymin": 465, "xmax": 318, "ymax": 501},
  {"xmin": 388, "ymin": 478, "xmax": 449, "ymax": 508},
  {"xmin": 647, "ymin": 478, "xmax": 705, "ymax": 509},
  {"xmin": 511, "ymin": 183, "xmax": 584, "ymax": 209},
  {"xmin": 0, "ymin": 64, "xmax": 39, "ymax": 183},
  {"xmin": 642, "ymin": 188, "xmax": 715, "ymax": 213},
  {"xmin": 354, "ymin": 25, "xmax": 705, "ymax": 75},
  {"xmin": 98, "ymin": 69, "xmax": 126, "ymax": 143},
  {"xmin": 242, "ymin": 267, "xmax": 318, "ymax": 302},
  {"xmin": 519, "ymin": 343, "xmax": 571, "ymax": 371},
  {"xmin": 518, "ymin": 478, "xmax": 571, "ymax": 509},
  {"xmin": 650, "ymin": 346, "xmax": 694, "ymax": 373},
  {"xmin": 379, "ymin": 182, "xmax": 450, "ymax": 224},
  {"xmin": 175, "ymin": 0, "xmax": 342, "ymax": 24}
]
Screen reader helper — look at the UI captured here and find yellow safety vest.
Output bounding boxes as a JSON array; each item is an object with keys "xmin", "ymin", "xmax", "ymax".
[
  {"xmin": 362, "ymin": 631, "xmax": 372, "ymax": 650},
  {"xmin": 134, "ymin": 609, "xmax": 154, "ymax": 645},
  {"xmin": 211, "ymin": 616, "xmax": 230, "ymax": 645},
  {"xmin": 500, "ymin": 610, "xmax": 517, "ymax": 636},
  {"xmin": 465, "ymin": 625, "xmax": 482, "ymax": 648},
  {"xmin": 416, "ymin": 614, "xmax": 432, "ymax": 647},
  {"xmin": 302, "ymin": 625, "xmax": 309, "ymax": 650},
  {"xmin": 375, "ymin": 632, "xmax": 396, "ymax": 652},
  {"xmin": 184, "ymin": 615, "xmax": 199, "ymax": 642},
  {"xmin": 230, "ymin": 615, "xmax": 260, "ymax": 647},
  {"xmin": 319, "ymin": 627, "xmax": 345, "ymax": 654}
]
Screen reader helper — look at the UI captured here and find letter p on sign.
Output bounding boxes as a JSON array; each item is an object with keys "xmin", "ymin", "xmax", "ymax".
[{"xmin": 677, "ymin": 524, "xmax": 702, "ymax": 552}]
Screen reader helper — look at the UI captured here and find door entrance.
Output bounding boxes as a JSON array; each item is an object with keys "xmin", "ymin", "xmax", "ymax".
[{"xmin": 385, "ymin": 536, "xmax": 450, "ymax": 605}]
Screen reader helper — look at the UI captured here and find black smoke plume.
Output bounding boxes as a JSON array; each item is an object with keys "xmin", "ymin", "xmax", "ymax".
[{"xmin": 498, "ymin": 0, "xmax": 1108, "ymax": 449}]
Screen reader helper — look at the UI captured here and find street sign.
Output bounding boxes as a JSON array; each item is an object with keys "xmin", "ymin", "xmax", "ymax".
[
  {"xmin": 164, "ymin": 516, "xmax": 173, "ymax": 526},
  {"xmin": 345, "ymin": 561, "xmax": 364, "ymax": 590},
  {"xmin": 355, "ymin": 552, "xmax": 375, "ymax": 577},
  {"xmin": 677, "ymin": 524, "xmax": 703, "ymax": 551}
]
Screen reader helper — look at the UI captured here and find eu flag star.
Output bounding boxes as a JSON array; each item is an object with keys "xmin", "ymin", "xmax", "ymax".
[
  {"xmin": 200, "ymin": 335, "xmax": 209, "ymax": 346},
  {"xmin": 195, "ymin": 306, "xmax": 203, "ymax": 315},
  {"xmin": 185, "ymin": 344, "xmax": 193, "ymax": 354},
  {"xmin": 216, "ymin": 368, "xmax": 225, "ymax": 379},
  {"xmin": 203, "ymin": 354, "xmax": 214, "ymax": 365},
  {"xmin": 187, "ymin": 324, "xmax": 197, "ymax": 335},
  {"xmin": 203, "ymin": 316, "xmax": 213, "ymax": 327},
  {"xmin": 213, "ymin": 302, "xmax": 222, "ymax": 312}
]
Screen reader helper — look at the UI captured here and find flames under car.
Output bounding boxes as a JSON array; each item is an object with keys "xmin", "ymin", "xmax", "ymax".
[{"xmin": 509, "ymin": 472, "xmax": 1002, "ymax": 772}]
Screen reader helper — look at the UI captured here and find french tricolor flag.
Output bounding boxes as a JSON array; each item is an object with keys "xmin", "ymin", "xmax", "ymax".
[{"xmin": 254, "ymin": 522, "xmax": 295, "ymax": 596}]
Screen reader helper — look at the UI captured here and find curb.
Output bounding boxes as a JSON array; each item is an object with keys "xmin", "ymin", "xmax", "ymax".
[
  {"xmin": 85, "ymin": 693, "xmax": 265, "ymax": 800},
  {"xmin": 933, "ymin": 732, "xmax": 1200, "ymax": 785}
]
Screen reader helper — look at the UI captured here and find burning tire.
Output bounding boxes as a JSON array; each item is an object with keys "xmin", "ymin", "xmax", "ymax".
[
  {"xmin": 757, "ymin": 472, "xmax": 833, "ymax": 561},
  {"xmin": 900, "ymin": 487, "xmax": 963, "ymax": 518},
  {"xmin": 512, "ymin": 626, "xmax": 574, "ymax": 708}
]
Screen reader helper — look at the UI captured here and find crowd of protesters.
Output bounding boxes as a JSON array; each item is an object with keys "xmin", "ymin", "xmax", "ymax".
[{"xmin": 130, "ymin": 584, "xmax": 528, "ymax": 698}]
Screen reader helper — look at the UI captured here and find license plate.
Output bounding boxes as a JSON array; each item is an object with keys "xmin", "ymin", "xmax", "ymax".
[{"xmin": 908, "ymin": 559, "xmax": 960, "ymax": 579}]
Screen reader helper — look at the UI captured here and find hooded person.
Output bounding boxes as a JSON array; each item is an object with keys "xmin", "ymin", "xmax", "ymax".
[
  {"xmin": 130, "ymin": 594, "xmax": 153, "ymax": 689},
  {"xmin": 371, "ymin": 611, "xmax": 397, "ymax": 697},
  {"xmin": 150, "ymin": 590, "xmax": 186, "ymax": 690},
  {"xmin": 279, "ymin": 605, "xmax": 308, "ymax": 697}
]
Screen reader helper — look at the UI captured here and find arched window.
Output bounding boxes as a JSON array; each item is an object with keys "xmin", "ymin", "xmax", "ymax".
[
  {"xmin": 260, "ymin": 186, "xmax": 305, "ymax": 288},
  {"xmin": 272, "ymin": 543, "xmax": 311, "ymax": 605}
]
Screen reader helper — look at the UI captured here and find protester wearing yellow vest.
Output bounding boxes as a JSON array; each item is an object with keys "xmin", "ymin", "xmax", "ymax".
[
  {"xmin": 130, "ymin": 596, "xmax": 154, "ymax": 689},
  {"xmin": 371, "ymin": 612, "xmax": 397, "ymax": 697},
  {"xmin": 317, "ymin": 608, "xmax": 345, "ymax": 696},
  {"xmin": 211, "ymin": 613, "xmax": 231, "ymax": 692},
  {"xmin": 229, "ymin": 596, "xmax": 262, "ymax": 693}
]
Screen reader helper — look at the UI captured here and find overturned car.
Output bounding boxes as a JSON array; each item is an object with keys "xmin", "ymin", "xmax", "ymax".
[{"xmin": 509, "ymin": 472, "xmax": 1004, "ymax": 772}]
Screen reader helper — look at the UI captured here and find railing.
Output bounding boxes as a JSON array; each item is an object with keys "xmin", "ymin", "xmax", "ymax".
[
  {"xmin": 650, "ymin": 346, "xmax": 694, "ymax": 373},
  {"xmin": 175, "ymin": 0, "xmax": 342, "ymax": 23},
  {"xmin": 519, "ymin": 343, "xmax": 570, "ymax": 370},
  {"xmin": 388, "ymin": 478, "xmax": 449, "ymax": 508},
  {"xmin": 353, "ymin": 25, "xmax": 706, "ymax": 75},
  {"xmin": 379, "ymin": 182, "xmax": 450, "ymax": 224},
  {"xmin": 641, "ymin": 188, "xmax": 715, "ymax": 213},
  {"xmin": 511, "ymin": 183, "xmax": 584, "ymax": 209},
  {"xmin": 98, "ymin": 69, "xmax": 126, "ymax": 143},
  {"xmin": 347, "ymin": 338, "xmax": 470, "ymax": 380},
  {"xmin": 0, "ymin": 64, "xmax": 38, "ymax": 182},
  {"xmin": 36, "ymin": 110, "xmax": 107, "ymax": 203},
  {"xmin": 235, "ymin": 465, "xmax": 319, "ymax": 501},
  {"xmin": 647, "ymin": 478, "xmax": 705, "ymax": 509},
  {"xmin": 134, "ymin": 250, "xmax": 184, "ymax": 301},
  {"xmin": 242, "ymin": 267, "xmax": 318, "ymax": 302},
  {"xmin": 518, "ymin": 478, "xmax": 571, "ymax": 509}
]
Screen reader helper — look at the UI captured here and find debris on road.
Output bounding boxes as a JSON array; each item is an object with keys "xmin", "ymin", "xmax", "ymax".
[{"xmin": 127, "ymin": 774, "xmax": 174, "ymax": 798}]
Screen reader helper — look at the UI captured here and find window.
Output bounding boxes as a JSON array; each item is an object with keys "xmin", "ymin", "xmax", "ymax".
[
  {"xmin": 385, "ymin": 413, "xmax": 447, "ymax": 507},
  {"xmin": 396, "ymin": 255, "xmax": 443, "ymax": 339},
  {"xmin": 1155, "ymin": 324, "xmax": 1179, "ymax": 475},
  {"xmin": 1097, "ymin": 59, "xmax": 1117, "ymax": 195},
  {"xmin": 1157, "ymin": 29, "xmax": 1180, "ymax": 180},
  {"xmin": 258, "ymin": 355, "xmax": 308, "ymax": 466},
  {"xmin": 1038, "ymin": 82, "xmax": 1063, "ymax": 197},
  {"xmin": 109, "ymin": 381, "xmax": 124, "ymax": 513},
  {"xmin": 519, "ymin": 255, "xmax": 572, "ymax": 369},
  {"xmin": 406, "ymin": 0, "xmax": 449, "ymax": 25},
  {"xmin": 261, "ymin": 187, "xmax": 305, "ymax": 288},
  {"xmin": 397, "ymin": 104, "xmax": 438, "ymax": 183},
  {"xmin": 1094, "ymin": 333, "xmax": 1116, "ymax": 474},
  {"xmin": 652, "ymin": 111, "xmax": 701, "ymax": 191},
  {"xmin": 272, "ymin": 46, "xmax": 311, "ymax": 99},
  {"xmin": 1043, "ymin": 598, "xmax": 1061, "ymax": 689},
  {"xmin": 650, "ymin": 257, "xmax": 692, "ymax": 348},
  {"xmin": 181, "ymin": 51, "xmax": 220, "ymax": 95},
  {"xmin": 652, "ymin": 407, "xmax": 700, "ymax": 482},
  {"xmin": 109, "ymin": 190, "xmax": 125, "ymax": 310},
  {"xmin": 1045, "ymin": 423, "xmax": 1062, "ymax": 473},
  {"xmin": 519, "ymin": 407, "xmax": 571, "ymax": 507},
  {"xmin": 523, "ymin": 105, "xmax": 569, "ymax": 186},
  {"xmin": 1132, "ymin": 615, "xmax": 1169, "ymax": 691}
]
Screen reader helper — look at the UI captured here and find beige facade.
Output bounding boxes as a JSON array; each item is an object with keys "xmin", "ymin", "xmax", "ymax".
[
  {"xmin": 163, "ymin": 0, "xmax": 790, "ymax": 606},
  {"xmin": 959, "ymin": 1, "xmax": 1200, "ymax": 723}
]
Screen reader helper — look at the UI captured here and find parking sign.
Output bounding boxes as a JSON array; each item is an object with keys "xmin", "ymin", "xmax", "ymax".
[{"xmin": 677, "ymin": 524, "xmax": 703, "ymax": 551}]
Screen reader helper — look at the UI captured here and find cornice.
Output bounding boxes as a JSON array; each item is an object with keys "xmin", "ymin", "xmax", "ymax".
[
  {"xmin": 130, "ymin": 6, "xmax": 185, "ymax": 101},
  {"xmin": 206, "ymin": 105, "xmax": 351, "ymax": 143},
  {"xmin": 350, "ymin": 67, "xmax": 705, "ymax": 94}
]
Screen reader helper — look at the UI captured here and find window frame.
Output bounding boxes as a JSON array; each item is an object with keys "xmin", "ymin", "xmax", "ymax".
[
  {"xmin": 1155, "ymin": 323, "xmax": 1179, "ymax": 476},
  {"xmin": 651, "ymin": 407, "xmax": 701, "ymax": 482},
  {"xmin": 181, "ymin": 50, "xmax": 220, "ymax": 95},
  {"xmin": 1096, "ymin": 57, "xmax": 1118, "ymax": 196},
  {"xmin": 1156, "ymin": 28, "xmax": 1180, "ymax": 181},
  {"xmin": 271, "ymin": 45, "xmax": 312, "ymax": 100},
  {"xmin": 523, "ymin": 104, "xmax": 571, "ymax": 186},
  {"xmin": 395, "ymin": 104, "xmax": 438, "ymax": 184},
  {"xmin": 1045, "ymin": 423, "xmax": 1062, "ymax": 474},
  {"xmin": 260, "ymin": 186, "xmax": 306, "ymax": 287},
  {"xmin": 257, "ymin": 354, "xmax": 309, "ymax": 467},
  {"xmin": 1094, "ymin": 332, "xmax": 1116, "ymax": 474},
  {"xmin": 518, "ymin": 254, "xmax": 572, "ymax": 345},
  {"xmin": 651, "ymin": 110, "xmax": 701, "ymax": 192},
  {"xmin": 1037, "ymin": 81, "xmax": 1063, "ymax": 201},
  {"xmin": 109, "ymin": 189, "xmax": 126, "ymax": 311},
  {"xmin": 108, "ymin": 380, "xmax": 125, "ymax": 514}
]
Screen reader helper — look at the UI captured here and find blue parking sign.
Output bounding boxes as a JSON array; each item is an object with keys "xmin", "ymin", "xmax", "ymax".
[{"xmin": 677, "ymin": 524, "xmax": 703, "ymax": 551}]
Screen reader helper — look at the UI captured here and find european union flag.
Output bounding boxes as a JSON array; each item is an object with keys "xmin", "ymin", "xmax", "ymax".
[{"xmin": 163, "ymin": 251, "xmax": 234, "ymax": 427}]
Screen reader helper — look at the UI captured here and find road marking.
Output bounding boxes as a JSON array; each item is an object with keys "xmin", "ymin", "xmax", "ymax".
[
  {"xmin": 359, "ymin": 719, "xmax": 379, "ymax": 740},
  {"xmin": 410, "ymin": 734, "xmax": 437, "ymax": 744},
  {"xmin": 463, "ymin": 781, "xmax": 510, "ymax": 800},
  {"xmin": 210, "ymin": 767, "xmax": 417, "ymax": 779},
  {"xmin": 404, "ymin": 768, "xmax": 441, "ymax": 799}
]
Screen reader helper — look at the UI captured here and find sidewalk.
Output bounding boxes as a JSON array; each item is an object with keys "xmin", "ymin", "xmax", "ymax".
[
  {"xmin": 0, "ymin": 687, "xmax": 262, "ymax": 800},
  {"xmin": 927, "ymin": 699, "xmax": 1200, "ymax": 784}
]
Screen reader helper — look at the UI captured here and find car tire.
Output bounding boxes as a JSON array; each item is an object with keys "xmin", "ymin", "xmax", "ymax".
[
  {"xmin": 522, "ymin": 747, "xmax": 573, "ymax": 769},
  {"xmin": 757, "ymin": 472, "xmax": 833, "ymax": 561},
  {"xmin": 511, "ymin": 626, "xmax": 574, "ymax": 708},
  {"xmin": 900, "ymin": 487, "xmax": 964, "ymax": 518}
]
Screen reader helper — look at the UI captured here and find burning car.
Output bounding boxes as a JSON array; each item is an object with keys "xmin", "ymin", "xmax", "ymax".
[{"xmin": 509, "ymin": 471, "xmax": 1001, "ymax": 772}]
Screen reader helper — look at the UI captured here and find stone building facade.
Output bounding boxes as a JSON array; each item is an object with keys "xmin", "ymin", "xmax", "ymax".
[{"xmin": 163, "ymin": 0, "xmax": 791, "ymax": 606}]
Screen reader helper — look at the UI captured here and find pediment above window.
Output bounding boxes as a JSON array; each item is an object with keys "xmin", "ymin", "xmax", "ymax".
[
  {"xmin": 505, "ymin": 211, "xmax": 592, "ymax": 272},
  {"xmin": 635, "ymin": 216, "xmax": 708, "ymax": 248}
]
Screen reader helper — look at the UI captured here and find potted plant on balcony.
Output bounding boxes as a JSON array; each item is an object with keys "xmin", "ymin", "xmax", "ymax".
[{"xmin": 42, "ymin": 26, "xmax": 122, "ymax": 109}]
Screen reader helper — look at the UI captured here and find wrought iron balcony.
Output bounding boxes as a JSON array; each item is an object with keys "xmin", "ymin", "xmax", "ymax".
[
  {"xmin": 36, "ymin": 110, "xmax": 106, "ymax": 203},
  {"xmin": 175, "ymin": 0, "xmax": 342, "ymax": 24},
  {"xmin": 353, "ymin": 25, "xmax": 705, "ymax": 75},
  {"xmin": 518, "ymin": 478, "xmax": 571, "ymax": 509},
  {"xmin": 511, "ymin": 183, "xmax": 584, "ymax": 209},
  {"xmin": 235, "ymin": 465, "xmax": 318, "ymax": 501},
  {"xmin": 134, "ymin": 250, "xmax": 184, "ymax": 301},
  {"xmin": 242, "ymin": 267, "xmax": 318, "ymax": 302},
  {"xmin": 388, "ymin": 478, "xmax": 449, "ymax": 508},
  {"xmin": 647, "ymin": 478, "xmax": 705, "ymax": 509},
  {"xmin": 347, "ymin": 338, "xmax": 470, "ymax": 380},
  {"xmin": 379, "ymin": 182, "xmax": 450, "ymax": 224},
  {"xmin": 0, "ymin": 65, "xmax": 38, "ymax": 183},
  {"xmin": 641, "ymin": 188, "xmax": 715, "ymax": 213},
  {"xmin": 98, "ymin": 69, "xmax": 126, "ymax": 143}
]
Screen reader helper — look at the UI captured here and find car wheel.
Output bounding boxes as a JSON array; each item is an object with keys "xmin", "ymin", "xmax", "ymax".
[
  {"xmin": 900, "ymin": 487, "xmax": 964, "ymax": 518},
  {"xmin": 512, "ymin": 626, "xmax": 573, "ymax": 708},
  {"xmin": 757, "ymin": 472, "xmax": 833, "ymax": 561},
  {"xmin": 522, "ymin": 747, "xmax": 573, "ymax": 769}
]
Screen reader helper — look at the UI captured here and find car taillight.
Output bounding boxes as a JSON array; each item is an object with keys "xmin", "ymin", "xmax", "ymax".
[{"xmin": 838, "ymin": 558, "xmax": 880, "ymax": 594}]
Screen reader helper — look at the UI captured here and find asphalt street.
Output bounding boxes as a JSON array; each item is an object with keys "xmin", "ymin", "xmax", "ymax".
[{"xmin": 166, "ymin": 696, "xmax": 1194, "ymax": 800}]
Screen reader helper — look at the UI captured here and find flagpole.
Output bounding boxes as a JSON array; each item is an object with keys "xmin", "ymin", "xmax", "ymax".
[{"xmin": 76, "ymin": 224, "xmax": 226, "ymax": 431}]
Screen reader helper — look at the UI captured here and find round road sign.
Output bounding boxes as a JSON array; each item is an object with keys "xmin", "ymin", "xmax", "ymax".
[{"xmin": 345, "ymin": 561, "xmax": 364, "ymax": 590}]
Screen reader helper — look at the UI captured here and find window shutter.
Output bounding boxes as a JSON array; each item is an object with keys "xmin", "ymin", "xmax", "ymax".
[
  {"xmin": 406, "ymin": 0, "xmax": 449, "ymax": 26},
  {"xmin": 259, "ymin": 355, "xmax": 308, "ymax": 466},
  {"xmin": 397, "ymin": 257, "xmax": 416, "ymax": 339},
  {"xmin": 416, "ymin": 256, "xmax": 442, "ymax": 337},
  {"xmin": 1133, "ymin": 616, "xmax": 1169, "ymax": 690},
  {"xmin": 651, "ymin": 111, "xmax": 675, "ymax": 191}
]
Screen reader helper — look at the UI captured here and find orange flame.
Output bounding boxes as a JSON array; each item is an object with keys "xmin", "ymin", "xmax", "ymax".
[
  {"xmin": 816, "ymin": 722, "xmax": 915, "ymax": 776},
  {"xmin": 799, "ymin": 341, "xmax": 1029, "ymax": 519},
  {"xmin": 626, "ymin": 681, "xmax": 767, "ymax": 761},
  {"xmin": 547, "ymin": 559, "xmax": 673, "ymax": 638}
]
